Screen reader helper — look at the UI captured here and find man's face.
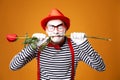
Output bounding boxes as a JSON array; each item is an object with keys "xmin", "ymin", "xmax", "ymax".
[{"xmin": 46, "ymin": 19, "xmax": 67, "ymax": 43}]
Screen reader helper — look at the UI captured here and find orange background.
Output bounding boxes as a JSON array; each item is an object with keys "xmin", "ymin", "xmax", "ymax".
[{"xmin": 0, "ymin": 0, "xmax": 120, "ymax": 80}]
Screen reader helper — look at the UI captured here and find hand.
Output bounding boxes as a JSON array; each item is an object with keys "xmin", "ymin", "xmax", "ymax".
[
  {"xmin": 32, "ymin": 33, "xmax": 49, "ymax": 47},
  {"xmin": 70, "ymin": 32, "xmax": 87, "ymax": 45}
]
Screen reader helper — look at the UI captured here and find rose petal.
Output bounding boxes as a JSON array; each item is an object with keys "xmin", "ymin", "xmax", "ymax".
[{"xmin": 6, "ymin": 34, "xmax": 18, "ymax": 42}]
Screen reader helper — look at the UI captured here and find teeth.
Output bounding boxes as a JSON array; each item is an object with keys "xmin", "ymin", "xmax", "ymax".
[
  {"xmin": 51, "ymin": 36, "xmax": 60, "ymax": 37},
  {"xmin": 51, "ymin": 35, "xmax": 64, "ymax": 37}
]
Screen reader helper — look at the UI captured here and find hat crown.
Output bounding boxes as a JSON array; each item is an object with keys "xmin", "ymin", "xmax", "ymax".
[
  {"xmin": 48, "ymin": 8, "xmax": 64, "ymax": 17},
  {"xmin": 41, "ymin": 8, "xmax": 70, "ymax": 30}
]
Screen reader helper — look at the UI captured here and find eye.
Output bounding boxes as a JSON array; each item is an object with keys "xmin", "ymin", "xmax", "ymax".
[
  {"xmin": 58, "ymin": 26, "xmax": 64, "ymax": 31},
  {"xmin": 47, "ymin": 25, "xmax": 54, "ymax": 31}
]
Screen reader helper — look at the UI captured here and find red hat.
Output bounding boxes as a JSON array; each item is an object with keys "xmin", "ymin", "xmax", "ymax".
[{"xmin": 41, "ymin": 8, "xmax": 70, "ymax": 30}]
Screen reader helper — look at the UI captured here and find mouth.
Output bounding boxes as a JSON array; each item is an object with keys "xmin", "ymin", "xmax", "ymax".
[{"xmin": 50, "ymin": 35, "xmax": 64, "ymax": 37}]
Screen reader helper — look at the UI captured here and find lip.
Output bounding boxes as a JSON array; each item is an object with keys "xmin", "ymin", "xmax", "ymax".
[
  {"xmin": 52, "ymin": 36, "xmax": 61, "ymax": 38},
  {"xmin": 51, "ymin": 35, "xmax": 64, "ymax": 37}
]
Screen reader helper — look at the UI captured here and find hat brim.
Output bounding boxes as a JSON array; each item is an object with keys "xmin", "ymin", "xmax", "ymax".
[{"xmin": 41, "ymin": 16, "xmax": 70, "ymax": 30}]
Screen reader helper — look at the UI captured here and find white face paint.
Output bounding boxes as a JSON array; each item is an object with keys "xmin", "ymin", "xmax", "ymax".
[{"xmin": 46, "ymin": 19, "xmax": 67, "ymax": 43}]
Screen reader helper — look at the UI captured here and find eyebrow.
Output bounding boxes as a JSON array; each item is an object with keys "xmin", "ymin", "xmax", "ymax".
[{"xmin": 48, "ymin": 23, "xmax": 64, "ymax": 27}]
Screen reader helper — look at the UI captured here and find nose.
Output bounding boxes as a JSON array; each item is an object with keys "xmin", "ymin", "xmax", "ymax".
[{"xmin": 53, "ymin": 27, "xmax": 59, "ymax": 34}]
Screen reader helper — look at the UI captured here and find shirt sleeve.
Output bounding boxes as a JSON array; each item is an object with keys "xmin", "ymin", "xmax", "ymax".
[
  {"xmin": 9, "ymin": 45, "xmax": 38, "ymax": 71},
  {"xmin": 77, "ymin": 40, "xmax": 106, "ymax": 71}
]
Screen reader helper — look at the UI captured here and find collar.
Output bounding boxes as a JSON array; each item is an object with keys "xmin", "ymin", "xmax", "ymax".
[{"xmin": 47, "ymin": 37, "xmax": 66, "ymax": 50}]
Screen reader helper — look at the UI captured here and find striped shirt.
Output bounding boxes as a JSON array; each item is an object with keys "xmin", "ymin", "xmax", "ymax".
[{"xmin": 10, "ymin": 38, "xmax": 105, "ymax": 80}]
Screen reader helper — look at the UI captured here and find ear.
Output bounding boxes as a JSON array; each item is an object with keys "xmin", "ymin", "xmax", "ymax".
[
  {"xmin": 45, "ymin": 29, "xmax": 48, "ymax": 34},
  {"xmin": 64, "ymin": 27, "xmax": 67, "ymax": 33}
]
